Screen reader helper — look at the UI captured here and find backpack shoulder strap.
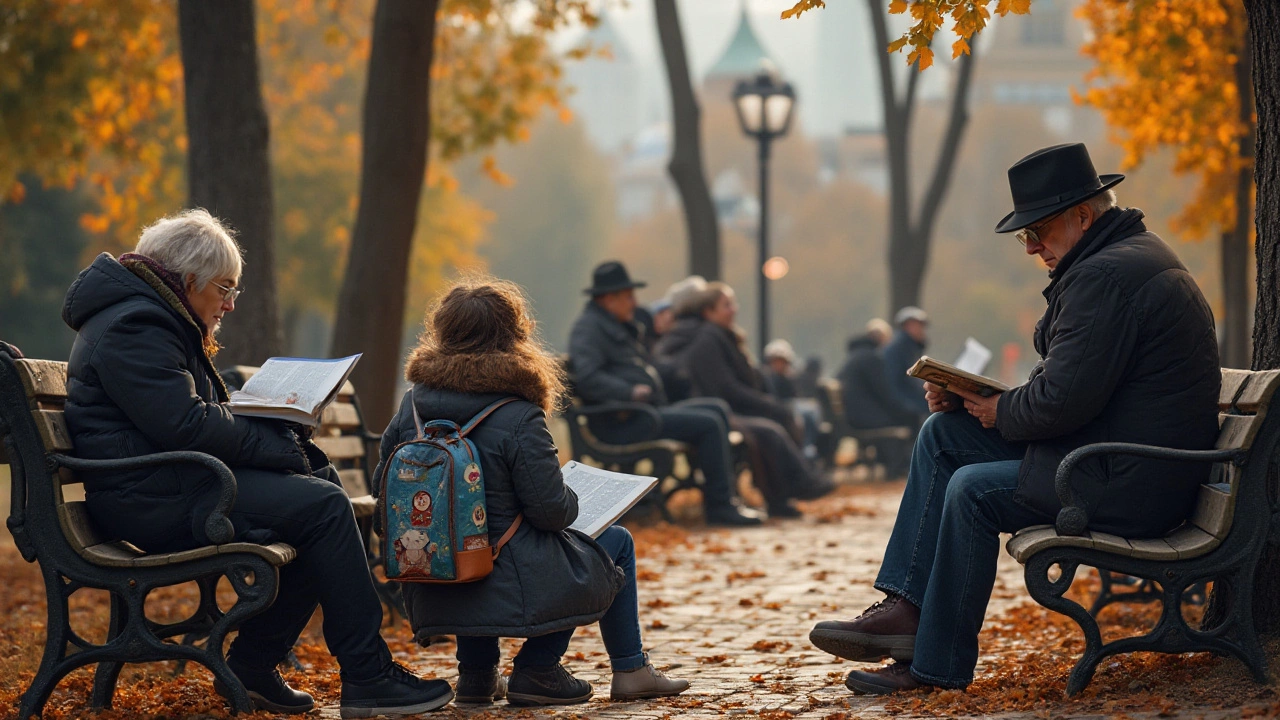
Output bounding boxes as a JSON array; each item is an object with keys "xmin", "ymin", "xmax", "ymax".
[
  {"xmin": 492, "ymin": 513, "xmax": 523, "ymax": 559},
  {"xmin": 409, "ymin": 387, "xmax": 426, "ymax": 439},
  {"xmin": 459, "ymin": 397, "xmax": 521, "ymax": 438}
]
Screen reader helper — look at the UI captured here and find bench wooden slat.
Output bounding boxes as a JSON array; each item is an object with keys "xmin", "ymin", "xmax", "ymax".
[
  {"xmin": 1216, "ymin": 413, "xmax": 1262, "ymax": 450},
  {"xmin": 1166, "ymin": 526, "xmax": 1220, "ymax": 559},
  {"xmin": 1191, "ymin": 482, "xmax": 1234, "ymax": 539},
  {"xmin": 321, "ymin": 402, "xmax": 361, "ymax": 429},
  {"xmin": 1126, "ymin": 537, "xmax": 1179, "ymax": 560},
  {"xmin": 14, "ymin": 359, "xmax": 68, "ymax": 404},
  {"xmin": 1234, "ymin": 369, "xmax": 1280, "ymax": 413},
  {"xmin": 338, "ymin": 468, "xmax": 371, "ymax": 497},
  {"xmin": 33, "ymin": 410, "xmax": 73, "ymax": 452},
  {"xmin": 349, "ymin": 494, "xmax": 376, "ymax": 518},
  {"xmin": 314, "ymin": 435, "xmax": 365, "ymax": 460},
  {"xmin": 57, "ymin": 501, "xmax": 105, "ymax": 551},
  {"xmin": 1220, "ymin": 369, "xmax": 1252, "ymax": 410}
]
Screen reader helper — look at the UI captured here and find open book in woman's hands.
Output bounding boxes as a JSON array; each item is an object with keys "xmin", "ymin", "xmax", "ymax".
[
  {"xmin": 908, "ymin": 356, "xmax": 1010, "ymax": 398},
  {"xmin": 228, "ymin": 354, "xmax": 361, "ymax": 427}
]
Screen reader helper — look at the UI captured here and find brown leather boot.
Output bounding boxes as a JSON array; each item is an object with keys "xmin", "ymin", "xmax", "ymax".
[
  {"xmin": 844, "ymin": 661, "xmax": 927, "ymax": 695},
  {"xmin": 808, "ymin": 594, "xmax": 920, "ymax": 662}
]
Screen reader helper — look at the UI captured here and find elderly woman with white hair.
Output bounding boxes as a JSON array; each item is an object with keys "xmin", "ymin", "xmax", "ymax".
[{"xmin": 62, "ymin": 209, "xmax": 454, "ymax": 717}]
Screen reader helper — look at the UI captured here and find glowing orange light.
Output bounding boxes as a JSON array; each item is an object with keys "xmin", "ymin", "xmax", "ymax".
[{"xmin": 763, "ymin": 256, "xmax": 790, "ymax": 280}]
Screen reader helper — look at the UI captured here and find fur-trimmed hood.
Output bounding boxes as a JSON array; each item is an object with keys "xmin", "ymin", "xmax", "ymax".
[{"xmin": 405, "ymin": 348, "xmax": 558, "ymax": 414}]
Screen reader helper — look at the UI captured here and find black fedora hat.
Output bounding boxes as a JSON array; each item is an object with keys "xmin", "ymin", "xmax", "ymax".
[
  {"xmin": 994, "ymin": 143, "xmax": 1124, "ymax": 233},
  {"xmin": 584, "ymin": 261, "xmax": 647, "ymax": 296}
]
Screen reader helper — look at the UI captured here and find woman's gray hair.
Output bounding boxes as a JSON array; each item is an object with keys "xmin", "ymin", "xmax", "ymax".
[
  {"xmin": 134, "ymin": 208, "xmax": 243, "ymax": 290},
  {"xmin": 1084, "ymin": 189, "xmax": 1118, "ymax": 216}
]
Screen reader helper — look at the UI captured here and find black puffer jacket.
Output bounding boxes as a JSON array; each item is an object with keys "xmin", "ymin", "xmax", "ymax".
[
  {"xmin": 567, "ymin": 302, "xmax": 668, "ymax": 406},
  {"xmin": 62, "ymin": 253, "xmax": 309, "ymax": 546},
  {"xmin": 836, "ymin": 334, "xmax": 919, "ymax": 429},
  {"xmin": 377, "ymin": 384, "xmax": 624, "ymax": 640},
  {"xmin": 996, "ymin": 208, "xmax": 1221, "ymax": 537},
  {"xmin": 657, "ymin": 317, "xmax": 794, "ymax": 430}
]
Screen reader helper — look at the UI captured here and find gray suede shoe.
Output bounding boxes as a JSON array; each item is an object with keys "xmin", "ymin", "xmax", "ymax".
[{"xmin": 610, "ymin": 656, "xmax": 689, "ymax": 701}]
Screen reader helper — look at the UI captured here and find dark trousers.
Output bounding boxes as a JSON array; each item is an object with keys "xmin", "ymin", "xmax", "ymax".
[
  {"xmin": 873, "ymin": 411, "xmax": 1049, "ymax": 688},
  {"xmin": 656, "ymin": 399, "xmax": 737, "ymax": 507},
  {"xmin": 733, "ymin": 415, "xmax": 824, "ymax": 504},
  {"xmin": 202, "ymin": 467, "xmax": 390, "ymax": 682},
  {"xmin": 455, "ymin": 526, "xmax": 646, "ymax": 672}
]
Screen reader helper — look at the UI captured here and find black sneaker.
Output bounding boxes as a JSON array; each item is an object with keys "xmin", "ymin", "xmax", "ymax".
[
  {"xmin": 506, "ymin": 664, "xmax": 593, "ymax": 706},
  {"xmin": 213, "ymin": 666, "xmax": 314, "ymax": 715},
  {"xmin": 705, "ymin": 504, "xmax": 765, "ymax": 527},
  {"xmin": 340, "ymin": 662, "xmax": 454, "ymax": 718},
  {"xmin": 455, "ymin": 665, "xmax": 508, "ymax": 705}
]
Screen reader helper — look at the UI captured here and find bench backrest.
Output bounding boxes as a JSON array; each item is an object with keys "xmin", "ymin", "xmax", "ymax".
[
  {"xmin": 816, "ymin": 378, "xmax": 845, "ymax": 431},
  {"xmin": 0, "ymin": 352, "xmax": 102, "ymax": 567},
  {"xmin": 1185, "ymin": 368, "xmax": 1280, "ymax": 543},
  {"xmin": 223, "ymin": 365, "xmax": 374, "ymax": 498}
]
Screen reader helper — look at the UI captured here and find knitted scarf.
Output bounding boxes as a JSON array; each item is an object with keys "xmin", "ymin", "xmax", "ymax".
[{"xmin": 118, "ymin": 253, "xmax": 225, "ymax": 370}]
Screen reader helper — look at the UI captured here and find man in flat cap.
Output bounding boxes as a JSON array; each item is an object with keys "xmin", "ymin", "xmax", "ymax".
[
  {"xmin": 568, "ymin": 261, "xmax": 763, "ymax": 526},
  {"xmin": 810, "ymin": 143, "xmax": 1221, "ymax": 694}
]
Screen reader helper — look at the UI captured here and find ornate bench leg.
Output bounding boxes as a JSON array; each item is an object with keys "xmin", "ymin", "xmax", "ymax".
[
  {"xmin": 1025, "ymin": 554, "xmax": 1105, "ymax": 696},
  {"xmin": 91, "ymin": 592, "xmax": 127, "ymax": 708},
  {"xmin": 21, "ymin": 569, "xmax": 83, "ymax": 720}
]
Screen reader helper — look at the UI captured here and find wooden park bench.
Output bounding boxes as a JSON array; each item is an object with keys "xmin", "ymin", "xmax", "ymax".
[
  {"xmin": 1006, "ymin": 368, "xmax": 1280, "ymax": 695},
  {"xmin": 814, "ymin": 378, "xmax": 914, "ymax": 475},
  {"xmin": 0, "ymin": 346, "xmax": 291, "ymax": 717},
  {"xmin": 561, "ymin": 374, "xmax": 752, "ymax": 520}
]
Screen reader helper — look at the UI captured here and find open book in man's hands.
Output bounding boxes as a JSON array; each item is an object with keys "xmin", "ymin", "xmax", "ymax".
[
  {"xmin": 908, "ymin": 356, "xmax": 1010, "ymax": 398},
  {"xmin": 228, "ymin": 354, "xmax": 361, "ymax": 427},
  {"xmin": 562, "ymin": 461, "xmax": 658, "ymax": 538}
]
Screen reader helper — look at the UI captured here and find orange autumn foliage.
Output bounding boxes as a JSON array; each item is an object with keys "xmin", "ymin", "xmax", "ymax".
[
  {"xmin": 1, "ymin": 0, "xmax": 593, "ymax": 327},
  {"xmin": 782, "ymin": 0, "xmax": 1031, "ymax": 68},
  {"xmin": 1078, "ymin": 0, "xmax": 1252, "ymax": 240}
]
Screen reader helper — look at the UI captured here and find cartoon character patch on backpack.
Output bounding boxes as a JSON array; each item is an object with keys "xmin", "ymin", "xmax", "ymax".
[{"xmin": 377, "ymin": 393, "xmax": 524, "ymax": 583}]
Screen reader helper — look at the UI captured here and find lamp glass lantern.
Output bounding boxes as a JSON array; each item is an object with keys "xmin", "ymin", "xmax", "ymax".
[{"xmin": 732, "ymin": 71, "xmax": 796, "ymax": 139}]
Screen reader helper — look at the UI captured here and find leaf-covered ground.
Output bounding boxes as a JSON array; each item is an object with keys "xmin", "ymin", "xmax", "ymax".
[{"xmin": 2, "ymin": 478, "xmax": 1278, "ymax": 719}]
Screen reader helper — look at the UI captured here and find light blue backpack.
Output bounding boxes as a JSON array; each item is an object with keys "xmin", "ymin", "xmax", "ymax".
[{"xmin": 377, "ymin": 394, "xmax": 522, "ymax": 583}]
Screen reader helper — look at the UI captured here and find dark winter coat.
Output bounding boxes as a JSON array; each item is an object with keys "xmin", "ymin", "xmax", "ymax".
[
  {"xmin": 836, "ymin": 335, "xmax": 920, "ymax": 429},
  {"xmin": 567, "ymin": 301, "xmax": 667, "ymax": 406},
  {"xmin": 656, "ymin": 317, "xmax": 794, "ymax": 431},
  {"xmin": 880, "ymin": 329, "xmax": 929, "ymax": 415},
  {"xmin": 62, "ymin": 253, "xmax": 311, "ymax": 550},
  {"xmin": 376, "ymin": 349, "xmax": 625, "ymax": 641},
  {"xmin": 996, "ymin": 208, "xmax": 1221, "ymax": 538}
]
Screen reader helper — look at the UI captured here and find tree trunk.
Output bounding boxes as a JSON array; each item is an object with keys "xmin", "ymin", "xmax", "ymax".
[
  {"xmin": 1222, "ymin": 22, "xmax": 1255, "ymax": 370},
  {"xmin": 178, "ymin": 0, "xmax": 281, "ymax": 365},
  {"xmin": 867, "ymin": 0, "xmax": 977, "ymax": 314},
  {"xmin": 654, "ymin": 0, "xmax": 720, "ymax": 280},
  {"xmin": 1242, "ymin": 0, "xmax": 1280, "ymax": 632},
  {"xmin": 330, "ymin": 0, "xmax": 438, "ymax": 430}
]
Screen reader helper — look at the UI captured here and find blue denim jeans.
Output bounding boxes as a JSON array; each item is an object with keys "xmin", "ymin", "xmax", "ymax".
[
  {"xmin": 873, "ymin": 411, "xmax": 1051, "ymax": 688},
  {"xmin": 455, "ymin": 525, "xmax": 646, "ymax": 672}
]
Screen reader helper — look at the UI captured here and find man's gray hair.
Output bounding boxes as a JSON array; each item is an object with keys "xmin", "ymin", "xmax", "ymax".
[
  {"xmin": 135, "ymin": 209, "xmax": 243, "ymax": 290},
  {"xmin": 1084, "ymin": 189, "xmax": 1118, "ymax": 216}
]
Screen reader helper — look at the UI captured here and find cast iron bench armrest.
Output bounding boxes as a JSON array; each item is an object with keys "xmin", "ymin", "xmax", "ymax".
[
  {"xmin": 569, "ymin": 402, "xmax": 664, "ymax": 441},
  {"xmin": 1053, "ymin": 442, "xmax": 1247, "ymax": 536},
  {"xmin": 50, "ymin": 451, "xmax": 238, "ymax": 545}
]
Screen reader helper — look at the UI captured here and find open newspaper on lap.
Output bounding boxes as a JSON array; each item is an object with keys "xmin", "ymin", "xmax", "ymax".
[{"xmin": 227, "ymin": 354, "xmax": 361, "ymax": 427}]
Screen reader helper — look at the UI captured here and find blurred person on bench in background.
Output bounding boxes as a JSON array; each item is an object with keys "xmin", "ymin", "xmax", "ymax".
[
  {"xmin": 567, "ymin": 262, "xmax": 763, "ymax": 527},
  {"xmin": 656, "ymin": 282, "xmax": 834, "ymax": 517}
]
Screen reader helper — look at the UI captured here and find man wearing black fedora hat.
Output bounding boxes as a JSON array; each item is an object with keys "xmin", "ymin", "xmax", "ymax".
[
  {"xmin": 811, "ymin": 143, "xmax": 1221, "ymax": 694},
  {"xmin": 568, "ymin": 261, "xmax": 764, "ymax": 527}
]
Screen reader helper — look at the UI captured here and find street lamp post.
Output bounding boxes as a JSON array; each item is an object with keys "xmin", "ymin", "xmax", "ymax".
[{"xmin": 733, "ymin": 67, "xmax": 795, "ymax": 359}]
